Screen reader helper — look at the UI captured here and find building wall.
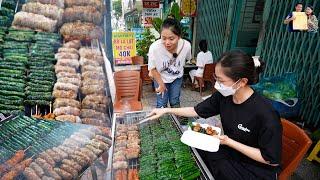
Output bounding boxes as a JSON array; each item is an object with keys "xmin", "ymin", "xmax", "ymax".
[
  {"xmin": 236, "ymin": 0, "xmax": 263, "ymax": 47},
  {"xmin": 196, "ymin": 0, "xmax": 320, "ymax": 127},
  {"xmin": 195, "ymin": 0, "xmax": 237, "ymax": 60},
  {"xmin": 257, "ymin": 0, "xmax": 320, "ymax": 127}
]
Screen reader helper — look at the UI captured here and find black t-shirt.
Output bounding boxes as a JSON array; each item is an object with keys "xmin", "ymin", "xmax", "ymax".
[{"xmin": 194, "ymin": 91, "xmax": 282, "ymax": 171}]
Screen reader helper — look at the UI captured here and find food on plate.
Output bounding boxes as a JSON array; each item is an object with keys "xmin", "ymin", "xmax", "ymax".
[{"xmin": 190, "ymin": 123, "xmax": 218, "ymax": 136}]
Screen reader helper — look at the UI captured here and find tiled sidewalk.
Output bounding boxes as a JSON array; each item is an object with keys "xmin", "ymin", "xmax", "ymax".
[{"xmin": 141, "ymin": 83, "xmax": 212, "ymax": 111}]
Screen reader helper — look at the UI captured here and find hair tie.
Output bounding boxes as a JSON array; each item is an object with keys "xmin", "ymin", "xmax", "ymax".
[{"xmin": 252, "ymin": 56, "xmax": 261, "ymax": 67}]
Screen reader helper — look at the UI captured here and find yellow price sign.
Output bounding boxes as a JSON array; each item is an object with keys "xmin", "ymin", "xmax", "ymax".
[{"xmin": 112, "ymin": 32, "xmax": 137, "ymax": 65}]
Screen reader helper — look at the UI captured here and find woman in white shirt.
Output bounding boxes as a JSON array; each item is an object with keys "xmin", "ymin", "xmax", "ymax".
[
  {"xmin": 148, "ymin": 18, "xmax": 192, "ymax": 108},
  {"xmin": 189, "ymin": 40, "xmax": 213, "ymax": 88}
]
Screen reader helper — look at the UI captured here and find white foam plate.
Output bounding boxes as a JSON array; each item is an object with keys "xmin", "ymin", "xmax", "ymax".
[{"xmin": 180, "ymin": 122, "xmax": 221, "ymax": 152}]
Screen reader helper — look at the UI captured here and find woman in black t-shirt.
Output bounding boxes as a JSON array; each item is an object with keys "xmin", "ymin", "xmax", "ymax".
[{"xmin": 146, "ymin": 50, "xmax": 282, "ymax": 180}]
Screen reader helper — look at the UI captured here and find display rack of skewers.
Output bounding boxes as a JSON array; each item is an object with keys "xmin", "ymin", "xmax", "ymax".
[
  {"xmin": 108, "ymin": 112, "xmax": 214, "ymax": 180},
  {"xmin": 78, "ymin": 41, "xmax": 112, "ymax": 127},
  {"xmin": 25, "ymin": 31, "xmax": 62, "ymax": 120},
  {"xmin": 0, "ymin": 114, "xmax": 112, "ymax": 180},
  {"xmin": 51, "ymin": 39, "xmax": 112, "ymax": 127}
]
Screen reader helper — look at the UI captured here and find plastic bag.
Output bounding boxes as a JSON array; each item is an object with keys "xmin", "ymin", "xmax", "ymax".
[
  {"xmin": 252, "ymin": 72, "xmax": 298, "ymax": 101},
  {"xmin": 252, "ymin": 73, "xmax": 300, "ymax": 118}
]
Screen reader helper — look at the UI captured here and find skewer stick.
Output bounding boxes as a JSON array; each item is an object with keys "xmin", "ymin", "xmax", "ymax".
[
  {"xmin": 35, "ymin": 105, "xmax": 38, "ymax": 115},
  {"xmin": 49, "ymin": 102, "xmax": 52, "ymax": 114},
  {"xmin": 14, "ymin": 0, "xmax": 19, "ymax": 13}
]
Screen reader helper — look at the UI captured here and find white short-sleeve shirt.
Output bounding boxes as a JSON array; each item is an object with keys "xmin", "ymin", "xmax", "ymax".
[
  {"xmin": 148, "ymin": 39, "xmax": 192, "ymax": 83},
  {"xmin": 195, "ymin": 51, "xmax": 213, "ymax": 76}
]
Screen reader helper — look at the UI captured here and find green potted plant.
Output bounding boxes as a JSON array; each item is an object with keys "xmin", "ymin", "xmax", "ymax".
[
  {"xmin": 152, "ymin": 2, "xmax": 189, "ymax": 40},
  {"xmin": 136, "ymin": 28, "xmax": 156, "ymax": 64}
]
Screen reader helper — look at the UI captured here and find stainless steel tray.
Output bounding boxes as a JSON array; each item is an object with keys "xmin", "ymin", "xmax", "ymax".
[{"xmin": 107, "ymin": 111, "xmax": 214, "ymax": 180}]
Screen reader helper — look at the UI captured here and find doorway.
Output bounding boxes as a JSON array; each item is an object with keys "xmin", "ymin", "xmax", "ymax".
[{"xmin": 230, "ymin": 0, "xmax": 265, "ymax": 56}]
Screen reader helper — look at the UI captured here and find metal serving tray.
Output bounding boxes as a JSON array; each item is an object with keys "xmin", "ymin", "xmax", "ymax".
[{"xmin": 107, "ymin": 111, "xmax": 214, "ymax": 180}]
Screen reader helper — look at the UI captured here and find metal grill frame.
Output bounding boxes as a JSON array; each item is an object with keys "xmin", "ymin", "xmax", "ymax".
[{"xmin": 108, "ymin": 111, "xmax": 214, "ymax": 180}]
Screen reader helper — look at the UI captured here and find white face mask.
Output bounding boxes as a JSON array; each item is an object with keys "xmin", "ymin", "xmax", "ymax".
[{"xmin": 214, "ymin": 80, "xmax": 240, "ymax": 97}]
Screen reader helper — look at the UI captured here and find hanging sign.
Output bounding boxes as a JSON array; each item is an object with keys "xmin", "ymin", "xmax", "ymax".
[
  {"xmin": 142, "ymin": 8, "xmax": 160, "ymax": 18},
  {"xmin": 142, "ymin": 0, "xmax": 160, "ymax": 8},
  {"xmin": 112, "ymin": 32, "xmax": 136, "ymax": 65},
  {"xmin": 142, "ymin": 17, "xmax": 153, "ymax": 28},
  {"xmin": 180, "ymin": 0, "xmax": 197, "ymax": 17}
]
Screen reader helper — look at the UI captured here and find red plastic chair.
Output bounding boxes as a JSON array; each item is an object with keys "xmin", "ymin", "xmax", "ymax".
[
  {"xmin": 193, "ymin": 63, "xmax": 216, "ymax": 96},
  {"xmin": 114, "ymin": 70, "xmax": 143, "ymax": 112},
  {"xmin": 279, "ymin": 119, "xmax": 312, "ymax": 180}
]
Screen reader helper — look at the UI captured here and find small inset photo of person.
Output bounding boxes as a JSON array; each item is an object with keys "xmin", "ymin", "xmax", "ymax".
[
  {"xmin": 284, "ymin": 2, "xmax": 319, "ymax": 33},
  {"xmin": 305, "ymin": 5, "xmax": 318, "ymax": 33},
  {"xmin": 284, "ymin": 2, "xmax": 304, "ymax": 32}
]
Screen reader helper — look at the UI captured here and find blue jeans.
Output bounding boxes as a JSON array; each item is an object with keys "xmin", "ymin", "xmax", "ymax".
[{"xmin": 154, "ymin": 77, "xmax": 183, "ymax": 108}]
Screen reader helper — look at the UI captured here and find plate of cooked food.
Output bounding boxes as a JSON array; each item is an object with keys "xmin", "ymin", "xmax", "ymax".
[{"xmin": 181, "ymin": 122, "xmax": 221, "ymax": 152}]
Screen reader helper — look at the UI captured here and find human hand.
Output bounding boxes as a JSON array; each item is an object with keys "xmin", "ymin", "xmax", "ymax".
[
  {"xmin": 291, "ymin": 15, "xmax": 296, "ymax": 21},
  {"xmin": 214, "ymin": 135, "xmax": 231, "ymax": 146},
  {"xmin": 142, "ymin": 108, "xmax": 168, "ymax": 122},
  {"xmin": 156, "ymin": 84, "xmax": 167, "ymax": 97}
]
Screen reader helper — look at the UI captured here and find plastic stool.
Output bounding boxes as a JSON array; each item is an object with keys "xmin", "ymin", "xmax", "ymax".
[{"xmin": 307, "ymin": 140, "xmax": 320, "ymax": 163}]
